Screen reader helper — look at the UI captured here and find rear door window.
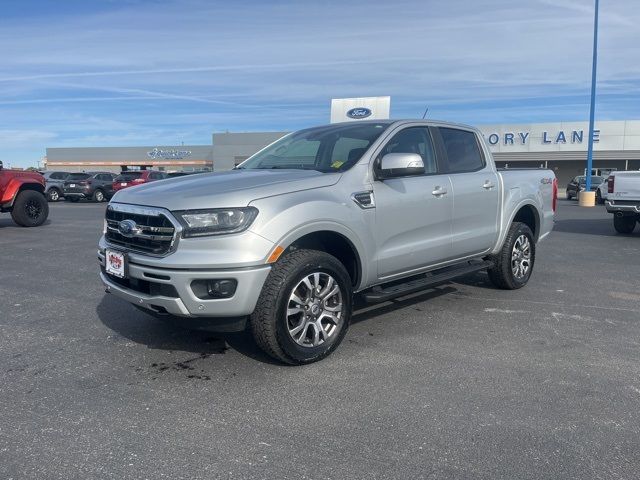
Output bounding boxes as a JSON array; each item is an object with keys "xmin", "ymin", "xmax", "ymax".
[{"xmin": 438, "ymin": 128, "xmax": 485, "ymax": 173}]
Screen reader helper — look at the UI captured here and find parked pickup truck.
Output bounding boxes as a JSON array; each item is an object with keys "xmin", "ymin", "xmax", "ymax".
[
  {"xmin": 99, "ymin": 120, "xmax": 557, "ymax": 364},
  {"xmin": 605, "ymin": 171, "xmax": 640, "ymax": 233},
  {"xmin": 0, "ymin": 161, "xmax": 49, "ymax": 227}
]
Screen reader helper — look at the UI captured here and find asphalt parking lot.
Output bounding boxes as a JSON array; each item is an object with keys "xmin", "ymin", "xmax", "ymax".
[{"xmin": 1, "ymin": 200, "xmax": 640, "ymax": 479}]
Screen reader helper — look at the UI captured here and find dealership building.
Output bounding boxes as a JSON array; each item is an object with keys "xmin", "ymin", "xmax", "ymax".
[{"xmin": 44, "ymin": 98, "xmax": 640, "ymax": 187}]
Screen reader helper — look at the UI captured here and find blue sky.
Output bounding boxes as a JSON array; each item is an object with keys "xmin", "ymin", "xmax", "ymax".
[{"xmin": 1, "ymin": 0, "xmax": 639, "ymax": 168}]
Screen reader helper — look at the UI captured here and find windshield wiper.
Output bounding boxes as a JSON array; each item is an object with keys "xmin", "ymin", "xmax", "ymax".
[{"xmin": 254, "ymin": 165, "xmax": 327, "ymax": 172}]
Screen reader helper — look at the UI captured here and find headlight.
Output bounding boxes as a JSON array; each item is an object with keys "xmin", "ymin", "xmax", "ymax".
[{"xmin": 173, "ymin": 207, "xmax": 258, "ymax": 238}]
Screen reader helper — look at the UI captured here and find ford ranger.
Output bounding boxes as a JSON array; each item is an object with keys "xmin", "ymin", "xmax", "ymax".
[
  {"xmin": 0, "ymin": 161, "xmax": 49, "ymax": 227},
  {"xmin": 99, "ymin": 120, "xmax": 557, "ymax": 364},
  {"xmin": 605, "ymin": 171, "xmax": 640, "ymax": 233}
]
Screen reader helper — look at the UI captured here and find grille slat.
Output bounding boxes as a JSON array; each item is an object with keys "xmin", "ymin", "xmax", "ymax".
[{"xmin": 105, "ymin": 207, "xmax": 177, "ymax": 255}]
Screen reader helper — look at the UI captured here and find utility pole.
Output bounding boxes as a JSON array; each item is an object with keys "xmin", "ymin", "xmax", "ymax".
[{"xmin": 585, "ymin": 0, "xmax": 599, "ymax": 193}]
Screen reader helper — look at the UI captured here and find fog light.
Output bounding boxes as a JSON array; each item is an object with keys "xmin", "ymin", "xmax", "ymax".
[{"xmin": 191, "ymin": 279, "xmax": 237, "ymax": 299}]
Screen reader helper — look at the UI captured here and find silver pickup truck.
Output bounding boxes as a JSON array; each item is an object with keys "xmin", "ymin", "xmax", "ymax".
[
  {"xmin": 99, "ymin": 120, "xmax": 557, "ymax": 364},
  {"xmin": 605, "ymin": 171, "xmax": 640, "ymax": 233}
]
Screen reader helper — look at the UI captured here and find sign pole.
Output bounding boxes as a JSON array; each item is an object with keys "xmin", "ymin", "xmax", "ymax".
[{"xmin": 585, "ymin": 0, "xmax": 599, "ymax": 192}]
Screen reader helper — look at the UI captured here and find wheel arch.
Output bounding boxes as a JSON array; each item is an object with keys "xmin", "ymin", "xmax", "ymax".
[
  {"xmin": 1, "ymin": 180, "xmax": 45, "ymax": 208},
  {"xmin": 275, "ymin": 226, "xmax": 365, "ymax": 289},
  {"xmin": 511, "ymin": 203, "xmax": 540, "ymax": 241}
]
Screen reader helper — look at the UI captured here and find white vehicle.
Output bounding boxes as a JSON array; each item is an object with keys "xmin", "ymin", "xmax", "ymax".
[
  {"xmin": 605, "ymin": 171, "xmax": 640, "ymax": 233},
  {"xmin": 596, "ymin": 176, "xmax": 611, "ymax": 205}
]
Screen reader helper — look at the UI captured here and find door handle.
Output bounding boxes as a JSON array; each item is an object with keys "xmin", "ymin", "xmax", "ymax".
[
  {"xmin": 483, "ymin": 181, "xmax": 495, "ymax": 190},
  {"xmin": 432, "ymin": 186, "xmax": 447, "ymax": 197}
]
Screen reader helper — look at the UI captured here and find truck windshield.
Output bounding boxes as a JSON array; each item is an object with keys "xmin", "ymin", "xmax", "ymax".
[{"xmin": 236, "ymin": 123, "xmax": 390, "ymax": 172}]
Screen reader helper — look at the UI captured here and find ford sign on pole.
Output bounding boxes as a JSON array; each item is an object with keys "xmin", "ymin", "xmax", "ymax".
[
  {"xmin": 331, "ymin": 96, "xmax": 390, "ymax": 123},
  {"xmin": 346, "ymin": 108, "xmax": 372, "ymax": 119}
]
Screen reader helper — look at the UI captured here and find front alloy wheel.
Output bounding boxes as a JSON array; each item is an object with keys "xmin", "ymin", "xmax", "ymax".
[
  {"xmin": 250, "ymin": 249, "xmax": 352, "ymax": 364},
  {"xmin": 286, "ymin": 272, "xmax": 344, "ymax": 348}
]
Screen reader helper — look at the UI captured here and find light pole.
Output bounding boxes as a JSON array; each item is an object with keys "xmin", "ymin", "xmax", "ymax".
[{"xmin": 585, "ymin": 0, "xmax": 599, "ymax": 194}]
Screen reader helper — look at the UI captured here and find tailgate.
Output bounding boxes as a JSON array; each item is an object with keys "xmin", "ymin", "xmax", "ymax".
[{"xmin": 612, "ymin": 172, "xmax": 640, "ymax": 201}]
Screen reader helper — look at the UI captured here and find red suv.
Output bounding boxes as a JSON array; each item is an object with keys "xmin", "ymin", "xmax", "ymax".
[
  {"xmin": 112, "ymin": 170, "xmax": 167, "ymax": 193},
  {"xmin": 0, "ymin": 161, "xmax": 49, "ymax": 227}
]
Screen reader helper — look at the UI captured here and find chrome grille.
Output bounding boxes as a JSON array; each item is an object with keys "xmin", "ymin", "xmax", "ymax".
[{"xmin": 105, "ymin": 204, "xmax": 177, "ymax": 255}]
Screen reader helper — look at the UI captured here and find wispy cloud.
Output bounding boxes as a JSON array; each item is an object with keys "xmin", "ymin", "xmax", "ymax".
[{"xmin": 1, "ymin": 0, "xmax": 639, "ymax": 167}]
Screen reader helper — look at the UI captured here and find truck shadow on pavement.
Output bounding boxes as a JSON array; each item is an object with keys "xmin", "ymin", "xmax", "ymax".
[
  {"xmin": 0, "ymin": 218, "xmax": 52, "ymax": 229},
  {"xmin": 96, "ymin": 295, "xmax": 283, "ymax": 365},
  {"xmin": 351, "ymin": 285, "xmax": 457, "ymax": 325},
  {"xmin": 96, "ymin": 284, "xmax": 461, "ymax": 365}
]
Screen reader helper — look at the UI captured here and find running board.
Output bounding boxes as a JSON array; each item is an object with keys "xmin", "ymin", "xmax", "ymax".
[{"xmin": 362, "ymin": 260, "xmax": 493, "ymax": 303}]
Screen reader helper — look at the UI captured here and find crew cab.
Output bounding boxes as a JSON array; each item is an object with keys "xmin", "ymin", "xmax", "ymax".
[
  {"xmin": 0, "ymin": 161, "xmax": 49, "ymax": 227},
  {"xmin": 605, "ymin": 171, "xmax": 640, "ymax": 233},
  {"xmin": 99, "ymin": 120, "xmax": 557, "ymax": 364}
]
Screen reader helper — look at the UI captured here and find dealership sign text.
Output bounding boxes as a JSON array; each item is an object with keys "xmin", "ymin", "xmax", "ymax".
[{"xmin": 485, "ymin": 129, "xmax": 600, "ymax": 146}]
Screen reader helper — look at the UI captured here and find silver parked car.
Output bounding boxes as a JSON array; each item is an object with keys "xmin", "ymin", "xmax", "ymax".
[{"xmin": 42, "ymin": 171, "xmax": 70, "ymax": 202}]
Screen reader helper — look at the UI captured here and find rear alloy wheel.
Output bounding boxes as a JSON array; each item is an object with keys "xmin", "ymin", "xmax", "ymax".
[
  {"xmin": 47, "ymin": 188, "xmax": 61, "ymax": 202},
  {"xmin": 93, "ymin": 189, "xmax": 105, "ymax": 202},
  {"xmin": 11, "ymin": 190, "xmax": 49, "ymax": 227},
  {"xmin": 613, "ymin": 215, "xmax": 636, "ymax": 234},
  {"xmin": 250, "ymin": 249, "xmax": 352, "ymax": 364},
  {"xmin": 488, "ymin": 222, "xmax": 535, "ymax": 290}
]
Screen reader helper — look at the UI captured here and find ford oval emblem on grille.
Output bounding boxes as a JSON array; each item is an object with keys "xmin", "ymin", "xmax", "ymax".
[
  {"xmin": 346, "ymin": 107, "xmax": 372, "ymax": 119},
  {"xmin": 118, "ymin": 219, "xmax": 138, "ymax": 238}
]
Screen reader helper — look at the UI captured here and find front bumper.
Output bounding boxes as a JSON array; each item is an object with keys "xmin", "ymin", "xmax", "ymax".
[
  {"xmin": 606, "ymin": 201, "xmax": 640, "ymax": 215},
  {"xmin": 98, "ymin": 250, "xmax": 271, "ymax": 318}
]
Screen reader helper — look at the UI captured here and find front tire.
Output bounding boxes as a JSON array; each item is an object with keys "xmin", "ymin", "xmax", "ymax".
[
  {"xmin": 488, "ymin": 222, "xmax": 535, "ymax": 290},
  {"xmin": 613, "ymin": 215, "xmax": 636, "ymax": 234},
  {"xmin": 10, "ymin": 190, "xmax": 49, "ymax": 227},
  {"xmin": 250, "ymin": 249, "xmax": 352, "ymax": 365}
]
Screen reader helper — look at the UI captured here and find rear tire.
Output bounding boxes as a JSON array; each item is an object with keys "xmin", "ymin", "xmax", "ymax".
[
  {"xmin": 596, "ymin": 190, "xmax": 603, "ymax": 205},
  {"xmin": 250, "ymin": 249, "xmax": 352, "ymax": 365},
  {"xmin": 10, "ymin": 190, "xmax": 49, "ymax": 227},
  {"xmin": 613, "ymin": 215, "xmax": 636, "ymax": 234},
  {"xmin": 47, "ymin": 188, "xmax": 61, "ymax": 202},
  {"xmin": 488, "ymin": 222, "xmax": 535, "ymax": 290},
  {"xmin": 92, "ymin": 189, "xmax": 105, "ymax": 202}
]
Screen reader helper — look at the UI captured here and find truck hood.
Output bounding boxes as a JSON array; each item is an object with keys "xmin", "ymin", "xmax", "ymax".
[{"xmin": 111, "ymin": 169, "xmax": 342, "ymax": 210}]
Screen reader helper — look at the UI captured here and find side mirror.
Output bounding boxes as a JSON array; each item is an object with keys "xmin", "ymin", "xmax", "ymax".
[{"xmin": 378, "ymin": 153, "xmax": 424, "ymax": 179}]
